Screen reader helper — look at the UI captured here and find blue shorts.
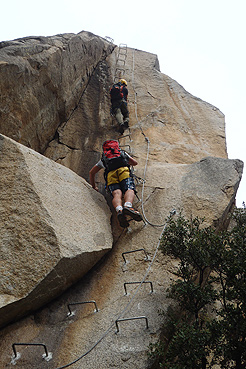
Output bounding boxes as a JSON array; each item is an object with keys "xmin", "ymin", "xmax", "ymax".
[{"xmin": 108, "ymin": 177, "xmax": 136, "ymax": 195}]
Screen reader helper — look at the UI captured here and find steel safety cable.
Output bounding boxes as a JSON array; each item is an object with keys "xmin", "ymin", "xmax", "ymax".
[
  {"xmin": 132, "ymin": 49, "xmax": 148, "ymax": 140},
  {"xmin": 54, "ymin": 210, "xmax": 175, "ymax": 369},
  {"xmin": 131, "ymin": 50, "xmax": 172, "ymax": 227}
]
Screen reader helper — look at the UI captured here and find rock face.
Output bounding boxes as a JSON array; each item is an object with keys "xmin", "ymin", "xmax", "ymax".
[
  {"xmin": 44, "ymin": 47, "xmax": 228, "ymax": 182},
  {"xmin": 0, "ymin": 32, "xmax": 226, "ymax": 181},
  {"xmin": 0, "ymin": 133, "xmax": 112, "ymax": 328},
  {"xmin": 0, "ymin": 31, "xmax": 244, "ymax": 368},
  {"xmin": 0, "ymin": 31, "xmax": 114, "ymax": 154},
  {"xmin": 145, "ymin": 157, "xmax": 243, "ymax": 227}
]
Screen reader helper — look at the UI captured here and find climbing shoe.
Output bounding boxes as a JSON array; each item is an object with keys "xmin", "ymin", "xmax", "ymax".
[
  {"xmin": 123, "ymin": 206, "xmax": 143, "ymax": 222},
  {"xmin": 119, "ymin": 124, "xmax": 125, "ymax": 135},
  {"xmin": 123, "ymin": 120, "xmax": 129, "ymax": 129},
  {"xmin": 117, "ymin": 210, "xmax": 129, "ymax": 228}
]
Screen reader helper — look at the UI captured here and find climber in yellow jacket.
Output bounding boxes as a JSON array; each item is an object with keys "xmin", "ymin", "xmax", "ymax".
[{"xmin": 89, "ymin": 140, "xmax": 142, "ymax": 228}]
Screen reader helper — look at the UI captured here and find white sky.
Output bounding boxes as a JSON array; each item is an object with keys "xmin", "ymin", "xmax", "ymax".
[{"xmin": 1, "ymin": 0, "xmax": 245, "ymax": 206}]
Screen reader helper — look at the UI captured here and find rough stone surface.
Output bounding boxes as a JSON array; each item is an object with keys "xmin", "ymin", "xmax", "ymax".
[
  {"xmin": 145, "ymin": 157, "xmax": 243, "ymax": 228},
  {"xmin": 0, "ymin": 155, "xmax": 242, "ymax": 369},
  {"xmin": 43, "ymin": 47, "xmax": 227, "ymax": 183},
  {"xmin": 0, "ymin": 31, "xmax": 114, "ymax": 154},
  {"xmin": 0, "ymin": 31, "xmax": 227, "ymax": 181},
  {"xmin": 0, "ymin": 133, "xmax": 112, "ymax": 329},
  {"xmin": 0, "ymin": 31, "xmax": 244, "ymax": 369}
]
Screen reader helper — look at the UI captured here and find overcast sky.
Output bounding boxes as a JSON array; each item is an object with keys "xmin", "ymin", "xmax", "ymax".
[{"xmin": 1, "ymin": 0, "xmax": 245, "ymax": 206}]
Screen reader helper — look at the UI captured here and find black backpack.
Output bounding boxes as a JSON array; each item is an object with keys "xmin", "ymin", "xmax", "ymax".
[{"xmin": 110, "ymin": 83, "xmax": 124, "ymax": 101}]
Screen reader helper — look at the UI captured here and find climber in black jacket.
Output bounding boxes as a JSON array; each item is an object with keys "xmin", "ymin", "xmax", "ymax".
[{"xmin": 110, "ymin": 79, "xmax": 129, "ymax": 134}]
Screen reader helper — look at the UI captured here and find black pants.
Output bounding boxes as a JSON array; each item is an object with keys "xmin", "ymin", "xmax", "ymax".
[{"xmin": 112, "ymin": 100, "xmax": 129, "ymax": 124}]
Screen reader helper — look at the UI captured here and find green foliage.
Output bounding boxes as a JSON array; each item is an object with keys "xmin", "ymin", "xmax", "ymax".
[
  {"xmin": 149, "ymin": 206, "xmax": 246, "ymax": 369},
  {"xmin": 162, "ymin": 321, "xmax": 212, "ymax": 369},
  {"xmin": 168, "ymin": 279, "xmax": 217, "ymax": 320}
]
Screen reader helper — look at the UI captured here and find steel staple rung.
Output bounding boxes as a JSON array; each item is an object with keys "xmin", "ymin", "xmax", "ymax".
[
  {"xmin": 116, "ymin": 57, "xmax": 126, "ymax": 63},
  {"xmin": 12, "ymin": 343, "xmax": 49, "ymax": 358},
  {"xmin": 67, "ymin": 300, "xmax": 98, "ymax": 316},
  {"xmin": 119, "ymin": 43, "xmax": 127, "ymax": 49},
  {"xmin": 118, "ymin": 133, "xmax": 132, "ymax": 142},
  {"xmin": 124, "ymin": 281, "xmax": 153, "ymax": 295},
  {"xmin": 117, "ymin": 53, "xmax": 127, "ymax": 60},
  {"xmin": 119, "ymin": 144, "xmax": 131, "ymax": 153},
  {"xmin": 122, "ymin": 248, "xmax": 149, "ymax": 263},
  {"xmin": 115, "ymin": 316, "xmax": 149, "ymax": 333},
  {"xmin": 105, "ymin": 36, "xmax": 114, "ymax": 43},
  {"xmin": 115, "ymin": 67, "xmax": 125, "ymax": 74}
]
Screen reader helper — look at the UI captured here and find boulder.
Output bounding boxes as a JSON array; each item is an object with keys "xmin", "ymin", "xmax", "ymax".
[
  {"xmin": 0, "ymin": 134, "xmax": 113, "ymax": 328},
  {"xmin": 140, "ymin": 157, "xmax": 243, "ymax": 228}
]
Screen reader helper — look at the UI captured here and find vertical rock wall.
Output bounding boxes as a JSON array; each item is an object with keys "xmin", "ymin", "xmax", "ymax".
[{"xmin": 0, "ymin": 31, "xmax": 115, "ymax": 153}]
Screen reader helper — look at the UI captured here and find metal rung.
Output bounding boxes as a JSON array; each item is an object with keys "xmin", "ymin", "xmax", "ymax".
[
  {"xmin": 116, "ymin": 56, "xmax": 126, "ymax": 62},
  {"xmin": 114, "ymin": 73, "xmax": 125, "ymax": 79},
  {"xmin": 67, "ymin": 301, "xmax": 98, "ymax": 316},
  {"xmin": 114, "ymin": 76, "xmax": 125, "ymax": 83},
  {"xmin": 116, "ymin": 59, "xmax": 126, "ymax": 67},
  {"xmin": 116, "ymin": 58, "xmax": 126, "ymax": 65},
  {"xmin": 122, "ymin": 248, "xmax": 149, "ymax": 263},
  {"xmin": 116, "ymin": 55, "xmax": 126, "ymax": 61},
  {"xmin": 119, "ymin": 43, "xmax": 127, "ymax": 49},
  {"xmin": 12, "ymin": 343, "xmax": 51, "ymax": 359},
  {"xmin": 105, "ymin": 36, "xmax": 114, "ymax": 43},
  {"xmin": 118, "ymin": 47, "xmax": 127, "ymax": 52},
  {"xmin": 115, "ymin": 316, "xmax": 149, "ymax": 333},
  {"xmin": 114, "ymin": 73, "xmax": 125, "ymax": 80},
  {"xmin": 119, "ymin": 144, "xmax": 131, "ymax": 152},
  {"xmin": 117, "ymin": 53, "xmax": 127, "ymax": 60},
  {"xmin": 124, "ymin": 281, "xmax": 153, "ymax": 295},
  {"xmin": 117, "ymin": 55, "xmax": 127, "ymax": 61},
  {"xmin": 118, "ymin": 47, "xmax": 127, "ymax": 54},
  {"xmin": 115, "ymin": 67, "xmax": 125, "ymax": 74},
  {"xmin": 118, "ymin": 133, "xmax": 132, "ymax": 142}
]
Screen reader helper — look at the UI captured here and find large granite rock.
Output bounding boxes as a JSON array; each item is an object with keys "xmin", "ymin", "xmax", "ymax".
[
  {"xmin": 0, "ymin": 133, "xmax": 112, "ymax": 328},
  {"xmin": 0, "ymin": 31, "xmax": 114, "ymax": 154},
  {"xmin": 144, "ymin": 157, "xmax": 243, "ymax": 228}
]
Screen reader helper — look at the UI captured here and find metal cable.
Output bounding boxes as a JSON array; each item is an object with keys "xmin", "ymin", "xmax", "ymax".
[
  {"xmin": 132, "ymin": 49, "xmax": 148, "ymax": 140},
  {"xmin": 132, "ymin": 50, "xmax": 171, "ymax": 227}
]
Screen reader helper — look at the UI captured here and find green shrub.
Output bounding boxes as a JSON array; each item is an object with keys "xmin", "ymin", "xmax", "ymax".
[{"xmin": 149, "ymin": 206, "xmax": 246, "ymax": 369}]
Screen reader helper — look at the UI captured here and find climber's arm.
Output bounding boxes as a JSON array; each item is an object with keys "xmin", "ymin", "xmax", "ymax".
[
  {"xmin": 89, "ymin": 165, "xmax": 101, "ymax": 191},
  {"xmin": 128, "ymin": 156, "xmax": 138, "ymax": 166}
]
